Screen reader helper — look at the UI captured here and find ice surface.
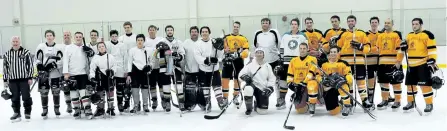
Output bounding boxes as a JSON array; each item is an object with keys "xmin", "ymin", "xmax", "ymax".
[{"xmin": 0, "ymin": 70, "xmax": 446, "ymax": 131}]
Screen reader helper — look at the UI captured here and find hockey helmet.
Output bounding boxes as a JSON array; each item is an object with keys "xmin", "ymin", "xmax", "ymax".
[
  {"xmin": 156, "ymin": 41, "xmax": 170, "ymax": 51},
  {"xmin": 212, "ymin": 38, "xmax": 224, "ymax": 50},
  {"xmin": 1, "ymin": 89, "xmax": 11, "ymax": 100},
  {"xmin": 90, "ymin": 92, "xmax": 103, "ymax": 105},
  {"xmin": 60, "ymin": 80, "xmax": 70, "ymax": 92},
  {"xmin": 431, "ymin": 76, "xmax": 444, "ymax": 90},
  {"xmin": 389, "ymin": 69, "xmax": 404, "ymax": 83}
]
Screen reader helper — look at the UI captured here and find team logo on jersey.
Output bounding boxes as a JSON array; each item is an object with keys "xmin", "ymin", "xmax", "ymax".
[
  {"xmin": 410, "ymin": 42, "xmax": 415, "ymax": 49},
  {"xmin": 288, "ymin": 39, "xmax": 299, "ymax": 49},
  {"xmin": 383, "ymin": 42, "xmax": 389, "ymax": 50}
]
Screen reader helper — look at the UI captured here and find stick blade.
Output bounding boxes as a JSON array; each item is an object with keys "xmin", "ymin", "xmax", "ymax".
[
  {"xmin": 284, "ymin": 125, "xmax": 295, "ymax": 130},
  {"xmin": 204, "ymin": 115, "xmax": 219, "ymax": 120}
]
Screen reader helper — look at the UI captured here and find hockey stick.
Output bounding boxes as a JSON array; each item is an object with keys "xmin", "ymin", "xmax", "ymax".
[
  {"xmin": 170, "ymin": 51, "xmax": 183, "ymax": 117},
  {"xmin": 283, "ymin": 88, "xmax": 298, "ymax": 130},
  {"xmin": 351, "ymin": 30, "xmax": 358, "ymax": 112},
  {"xmin": 231, "ymin": 61, "xmax": 244, "ymax": 109},
  {"xmin": 310, "ymin": 61, "xmax": 377, "ymax": 120},
  {"xmin": 404, "ymin": 50, "xmax": 423, "ymax": 116},
  {"xmin": 143, "ymin": 50, "xmax": 152, "ymax": 112},
  {"xmin": 105, "ymin": 54, "xmax": 113, "ymax": 118}
]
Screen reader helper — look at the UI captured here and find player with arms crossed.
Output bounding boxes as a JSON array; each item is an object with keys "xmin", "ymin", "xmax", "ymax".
[
  {"xmin": 287, "ymin": 43, "xmax": 319, "ymax": 116},
  {"xmin": 221, "ymin": 21, "xmax": 249, "ymax": 107},
  {"xmin": 238, "ymin": 48, "xmax": 276, "ymax": 115},
  {"xmin": 375, "ymin": 18, "xmax": 404, "ymax": 110},
  {"xmin": 253, "ymin": 18, "xmax": 283, "ymax": 109}
]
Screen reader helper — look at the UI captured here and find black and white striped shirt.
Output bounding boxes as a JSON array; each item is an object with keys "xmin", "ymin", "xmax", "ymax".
[{"xmin": 3, "ymin": 47, "xmax": 34, "ymax": 82}]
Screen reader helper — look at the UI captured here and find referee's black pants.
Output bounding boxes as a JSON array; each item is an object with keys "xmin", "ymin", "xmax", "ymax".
[{"xmin": 9, "ymin": 79, "xmax": 33, "ymax": 114}]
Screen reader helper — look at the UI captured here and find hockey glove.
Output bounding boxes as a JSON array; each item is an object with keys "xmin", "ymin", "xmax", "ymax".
[
  {"xmin": 400, "ymin": 40, "xmax": 408, "ymax": 52},
  {"xmin": 44, "ymin": 62, "xmax": 57, "ymax": 71},
  {"xmin": 297, "ymin": 82, "xmax": 307, "ymax": 89},
  {"xmin": 210, "ymin": 57, "xmax": 218, "ymax": 64},
  {"xmin": 82, "ymin": 46, "xmax": 95, "ymax": 57},
  {"xmin": 321, "ymin": 75, "xmax": 332, "ymax": 87},
  {"xmin": 329, "ymin": 36, "xmax": 339, "ymax": 47},
  {"xmin": 105, "ymin": 69, "xmax": 114, "ymax": 77},
  {"xmin": 142, "ymin": 65, "xmax": 152, "ymax": 73},
  {"xmin": 240, "ymin": 74, "xmax": 253, "ymax": 85},
  {"xmin": 4, "ymin": 82, "xmax": 9, "ymax": 89},
  {"xmin": 37, "ymin": 63, "xmax": 45, "ymax": 71},
  {"xmin": 204, "ymin": 57, "xmax": 211, "ymax": 65},
  {"xmin": 262, "ymin": 86, "xmax": 274, "ymax": 96},
  {"xmin": 350, "ymin": 41, "xmax": 363, "ymax": 50},
  {"xmin": 288, "ymin": 82, "xmax": 298, "ymax": 91},
  {"xmin": 427, "ymin": 58, "xmax": 437, "ymax": 73}
]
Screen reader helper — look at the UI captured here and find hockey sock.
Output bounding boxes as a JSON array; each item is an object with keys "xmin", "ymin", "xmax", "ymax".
[
  {"xmin": 176, "ymin": 84, "xmax": 185, "ymax": 102},
  {"xmin": 357, "ymin": 80, "xmax": 367, "ymax": 101},
  {"xmin": 40, "ymin": 89, "xmax": 49, "ymax": 109},
  {"xmin": 150, "ymin": 86, "xmax": 157, "ymax": 101},
  {"xmin": 233, "ymin": 79, "xmax": 240, "ymax": 97},
  {"xmin": 380, "ymin": 83, "xmax": 390, "ymax": 101},
  {"xmin": 107, "ymin": 91, "xmax": 115, "ymax": 108},
  {"xmin": 79, "ymin": 89, "xmax": 92, "ymax": 113},
  {"xmin": 392, "ymin": 84, "xmax": 402, "ymax": 102},
  {"xmin": 367, "ymin": 78, "xmax": 376, "ymax": 101},
  {"xmin": 421, "ymin": 86, "xmax": 433, "ymax": 104},
  {"xmin": 338, "ymin": 84, "xmax": 351, "ymax": 105},
  {"xmin": 279, "ymin": 80, "xmax": 288, "ymax": 98},
  {"xmin": 70, "ymin": 90, "xmax": 81, "ymax": 108},
  {"xmin": 162, "ymin": 85, "xmax": 171, "ymax": 100},
  {"xmin": 221, "ymin": 78, "xmax": 230, "ymax": 98},
  {"xmin": 406, "ymin": 85, "xmax": 417, "ymax": 102},
  {"xmin": 307, "ymin": 80, "xmax": 319, "ymax": 104},
  {"xmin": 116, "ymin": 83, "xmax": 124, "ymax": 107},
  {"xmin": 201, "ymin": 87, "xmax": 211, "ymax": 103},
  {"xmin": 213, "ymin": 86, "xmax": 224, "ymax": 102},
  {"xmin": 64, "ymin": 91, "xmax": 71, "ymax": 106},
  {"xmin": 52, "ymin": 88, "xmax": 61, "ymax": 108},
  {"xmin": 141, "ymin": 89, "xmax": 150, "ymax": 107},
  {"xmin": 132, "ymin": 88, "xmax": 141, "ymax": 106}
]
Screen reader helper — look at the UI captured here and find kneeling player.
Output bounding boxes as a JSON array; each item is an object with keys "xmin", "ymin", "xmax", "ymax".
[
  {"xmin": 286, "ymin": 43, "xmax": 319, "ymax": 116},
  {"xmin": 89, "ymin": 42, "xmax": 117, "ymax": 117},
  {"xmin": 238, "ymin": 48, "xmax": 276, "ymax": 115},
  {"xmin": 317, "ymin": 46, "xmax": 353, "ymax": 117}
]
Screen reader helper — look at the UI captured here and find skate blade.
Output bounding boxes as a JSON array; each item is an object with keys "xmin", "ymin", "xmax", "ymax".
[
  {"xmin": 276, "ymin": 106, "xmax": 286, "ymax": 110},
  {"xmin": 424, "ymin": 112, "xmax": 431, "ymax": 116},
  {"xmin": 341, "ymin": 115, "xmax": 348, "ymax": 119},
  {"xmin": 42, "ymin": 116, "xmax": 48, "ymax": 120},
  {"xmin": 377, "ymin": 107, "xmax": 387, "ymax": 110},
  {"xmin": 55, "ymin": 115, "xmax": 60, "ymax": 119},
  {"xmin": 404, "ymin": 108, "xmax": 414, "ymax": 113},
  {"xmin": 25, "ymin": 119, "xmax": 30, "ymax": 122},
  {"xmin": 309, "ymin": 114, "xmax": 315, "ymax": 117},
  {"xmin": 11, "ymin": 118, "xmax": 21, "ymax": 123},
  {"xmin": 391, "ymin": 108, "xmax": 399, "ymax": 112}
]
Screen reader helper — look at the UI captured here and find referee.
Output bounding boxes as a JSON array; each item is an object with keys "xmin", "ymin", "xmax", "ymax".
[{"xmin": 3, "ymin": 36, "xmax": 34, "ymax": 122}]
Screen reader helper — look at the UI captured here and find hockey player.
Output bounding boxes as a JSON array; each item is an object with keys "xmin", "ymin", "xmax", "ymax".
[
  {"xmin": 317, "ymin": 46, "xmax": 354, "ymax": 117},
  {"xmin": 323, "ymin": 15, "xmax": 346, "ymax": 52},
  {"xmin": 375, "ymin": 18, "xmax": 404, "ymax": 110},
  {"xmin": 59, "ymin": 31, "xmax": 73, "ymax": 114},
  {"xmin": 365, "ymin": 17, "xmax": 386, "ymax": 107},
  {"xmin": 301, "ymin": 17, "xmax": 328, "ymax": 65},
  {"xmin": 401, "ymin": 18, "xmax": 437, "ymax": 113},
  {"xmin": 62, "ymin": 32, "xmax": 96, "ymax": 118},
  {"xmin": 127, "ymin": 34, "xmax": 153, "ymax": 114},
  {"xmin": 253, "ymin": 18, "xmax": 283, "ymax": 109},
  {"xmin": 331, "ymin": 15, "xmax": 373, "ymax": 110},
  {"xmin": 286, "ymin": 42, "xmax": 319, "ymax": 116},
  {"xmin": 153, "ymin": 25, "xmax": 185, "ymax": 112},
  {"xmin": 87, "ymin": 29, "xmax": 100, "ymax": 54},
  {"xmin": 194, "ymin": 26, "xmax": 227, "ymax": 112},
  {"xmin": 3, "ymin": 36, "xmax": 34, "ymax": 122},
  {"xmin": 89, "ymin": 42, "xmax": 117, "ymax": 117},
  {"xmin": 277, "ymin": 18, "xmax": 307, "ymax": 110},
  {"xmin": 144, "ymin": 25, "xmax": 163, "ymax": 48},
  {"xmin": 105, "ymin": 30, "xmax": 129, "ymax": 114},
  {"xmin": 35, "ymin": 30, "xmax": 64, "ymax": 119},
  {"xmin": 221, "ymin": 21, "xmax": 249, "ymax": 107},
  {"xmin": 238, "ymin": 48, "xmax": 276, "ymax": 115},
  {"xmin": 119, "ymin": 21, "xmax": 137, "ymax": 50},
  {"xmin": 182, "ymin": 26, "xmax": 200, "ymax": 111}
]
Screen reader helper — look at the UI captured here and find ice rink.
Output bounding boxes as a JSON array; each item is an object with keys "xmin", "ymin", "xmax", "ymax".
[{"xmin": 0, "ymin": 68, "xmax": 446, "ymax": 131}]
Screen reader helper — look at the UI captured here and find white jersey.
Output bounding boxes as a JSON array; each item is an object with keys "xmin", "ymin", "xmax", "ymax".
[
  {"xmin": 118, "ymin": 33, "xmax": 137, "ymax": 51},
  {"xmin": 63, "ymin": 44, "xmax": 89, "ymax": 75},
  {"xmin": 127, "ymin": 46, "xmax": 154, "ymax": 72},
  {"xmin": 155, "ymin": 38, "xmax": 185, "ymax": 70},
  {"xmin": 183, "ymin": 39, "xmax": 200, "ymax": 73},
  {"xmin": 194, "ymin": 39, "xmax": 224, "ymax": 72},
  {"xmin": 35, "ymin": 43, "xmax": 64, "ymax": 78},
  {"xmin": 253, "ymin": 29, "xmax": 281, "ymax": 63},
  {"xmin": 238, "ymin": 60, "xmax": 276, "ymax": 90},
  {"xmin": 281, "ymin": 31, "xmax": 308, "ymax": 64},
  {"xmin": 105, "ymin": 41, "xmax": 128, "ymax": 77},
  {"xmin": 86, "ymin": 42, "xmax": 99, "ymax": 54},
  {"xmin": 89, "ymin": 54, "xmax": 117, "ymax": 79},
  {"xmin": 144, "ymin": 36, "xmax": 163, "ymax": 49}
]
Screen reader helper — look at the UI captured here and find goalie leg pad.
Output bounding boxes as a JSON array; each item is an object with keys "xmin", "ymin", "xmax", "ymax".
[{"xmin": 243, "ymin": 86, "xmax": 254, "ymax": 97}]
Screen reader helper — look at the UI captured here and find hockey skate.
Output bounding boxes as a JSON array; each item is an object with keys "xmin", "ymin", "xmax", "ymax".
[
  {"xmin": 308, "ymin": 104, "xmax": 316, "ymax": 116},
  {"xmin": 143, "ymin": 104, "xmax": 150, "ymax": 115},
  {"xmin": 118, "ymin": 104, "xmax": 124, "ymax": 114},
  {"xmin": 106, "ymin": 108, "xmax": 116, "ymax": 117},
  {"xmin": 391, "ymin": 102, "xmax": 401, "ymax": 111},
  {"xmin": 276, "ymin": 98, "xmax": 286, "ymax": 110},
  {"xmin": 130, "ymin": 104, "xmax": 141, "ymax": 115},
  {"xmin": 73, "ymin": 108, "xmax": 81, "ymax": 119},
  {"xmin": 162, "ymin": 98, "xmax": 171, "ymax": 113},
  {"xmin": 376, "ymin": 100, "xmax": 389, "ymax": 110},
  {"xmin": 217, "ymin": 97, "xmax": 228, "ymax": 110},
  {"xmin": 151, "ymin": 98, "xmax": 158, "ymax": 111},
  {"xmin": 24, "ymin": 114, "xmax": 31, "ymax": 122},
  {"xmin": 341, "ymin": 104, "xmax": 352, "ymax": 118},
  {"xmin": 424, "ymin": 104, "xmax": 433, "ymax": 115},
  {"xmin": 362, "ymin": 99, "xmax": 375, "ymax": 112},
  {"xmin": 41, "ymin": 109, "xmax": 48, "ymax": 120},
  {"xmin": 10, "ymin": 113, "xmax": 21, "ymax": 123},
  {"xmin": 66, "ymin": 104, "xmax": 73, "ymax": 114},
  {"xmin": 54, "ymin": 107, "xmax": 61, "ymax": 118},
  {"xmin": 402, "ymin": 101, "xmax": 415, "ymax": 113},
  {"xmin": 84, "ymin": 106, "xmax": 93, "ymax": 119},
  {"xmin": 93, "ymin": 108, "xmax": 105, "ymax": 118},
  {"xmin": 232, "ymin": 97, "xmax": 241, "ymax": 109}
]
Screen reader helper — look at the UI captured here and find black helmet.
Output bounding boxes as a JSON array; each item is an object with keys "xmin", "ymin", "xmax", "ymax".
[
  {"xmin": 432, "ymin": 76, "xmax": 444, "ymax": 90},
  {"xmin": 89, "ymin": 92, "xmax": 103, "ymax": 105},
  {"xmin": 156, "ymin": 41, "xmax": 170, "ymax": 51},
  {"xmin": 212, "ymin": 38, "xmax": 224, "ymax": 50},
  {"xmin": 389, "ymin": 69, "xmax": 404, "ymax": 83},
  {"xmin": 1, "ymin": 90, "xmax": 11, "ymax": 100}
]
